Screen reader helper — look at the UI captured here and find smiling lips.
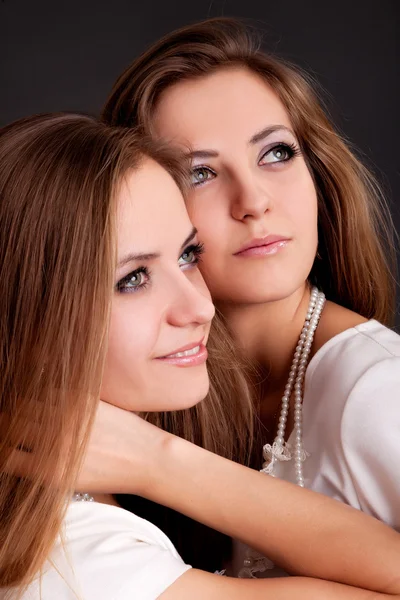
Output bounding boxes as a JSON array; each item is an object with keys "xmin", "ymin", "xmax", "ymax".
[
  {"xmin": 234, "ymin": 235, "xmax": 290, "ymax": 257},
  {"xmin": 156, "ymin": 340, "xmax": 208, "ymax": 366}
]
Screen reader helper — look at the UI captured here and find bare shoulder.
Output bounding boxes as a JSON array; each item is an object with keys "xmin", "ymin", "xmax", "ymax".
[{"xmin": 313, "ymin": 301, "xmax": 368, "ymax": 355}]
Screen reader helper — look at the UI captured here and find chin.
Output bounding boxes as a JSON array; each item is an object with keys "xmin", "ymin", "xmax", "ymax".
[
  {"xmin": 115, "ymin": 367, "xmax": 210, "ymax": 413},
  {"xmin": 218, "ymin": 257, "xmax": 315, "ymax": 305},
  {"xmin": 155, "ymin": 370, "xmax": 211, "ymax": 412},
  {"xmin": 205, "ymin": 253, "xmax": 315, "ymax": 306},
  {"xmin": 215, "ymin": 279, "xmax": 306, "ymax": 306}
]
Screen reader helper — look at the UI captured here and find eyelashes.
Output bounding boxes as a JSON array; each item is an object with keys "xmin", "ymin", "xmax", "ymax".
[
  {"xmin": 259, "ymin": 142, "xmax": 301, "ymax": 165},
  {"xmin": 191, "ymin": 166, "xmax": 217, "ymax": 187},
  {"xmin": 190, "ymin": 141, "xmax": 301, "ymax": 187},
  {"xmin": 116, "ymin": 242, "xmax": 205, "ymax": 295},
  {"xmin": 116, "ymin": 266, "xmax": 150, "ymax": 294},
  {"xmin": 179, "ymin": 242, "xmax": 205, "ymax": 268}
]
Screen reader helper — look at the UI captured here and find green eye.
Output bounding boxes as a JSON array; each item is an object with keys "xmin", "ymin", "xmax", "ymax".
[
  {"xmin": 272, "ymin": 148, "xmax": 287, "ymax": 160},
  {"xmin": 259, "ymin": 143, "xmax": 300, "ymax": 166},
  {"xmin": 178, "ymin": 243, "xmax": 205, "ymax": 268},
  {"xmin": 124, "ymin": 272, "xmax": 145, "ymax": 288},
  {"xmin": 179, "ymin": 249, "xmax": 196, "ymax": 265},
  {"xmin": 116, "ymin": 267, "xmax": 150, "ymax": 293},
  {"xmin": 191, "ymin": 166, "xmax": 216, "ymax": 186}
]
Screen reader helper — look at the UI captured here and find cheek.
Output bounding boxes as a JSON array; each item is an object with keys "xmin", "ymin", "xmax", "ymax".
[
  {"xmin": 275, "ymin": 161, "xmax": 318, "ymax": 235},
  {"xmin": 187, "ymin": 263, "xmax": 213, "ymax": 300},
  {"xmin": 286, "ymin": 174, "xmax": 318, "ymax": 241},
  {"xmin": 186, "ymin": 194, "xmax": 228, "ymax": 276},
  {"xmin": 100, "ymin": 300, "xmax": 159, "ymax": 405}
]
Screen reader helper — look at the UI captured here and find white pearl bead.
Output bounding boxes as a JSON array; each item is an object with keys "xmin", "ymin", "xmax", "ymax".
[{"xmin": 260, "ymin": 287, "xmax": 325, "ymax": 491}]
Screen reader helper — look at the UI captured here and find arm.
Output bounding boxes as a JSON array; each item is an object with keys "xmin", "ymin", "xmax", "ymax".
[
  {"xmin": 160, "ymin": 570, "xmax": 398, "ymax": 599},
  {"xmin": 80, "ymin": 402, "xmax": 400, "ymax": 596},
  {"xmin": 151, "ymin": 427, "xmax": 400, "ymax": 596}
]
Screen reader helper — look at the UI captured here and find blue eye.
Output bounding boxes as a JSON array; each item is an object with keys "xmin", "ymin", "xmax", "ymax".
[
  {"xmin": 259, "ymin": 143, "xmax": 299, "ymax": 166},
  {"xmin": 178, "ymin": 243, "xmax": 205, "ymax": 268},
  {"xmin": 191, "ymin": 166, "xmax": 216, "ymax": 186},
  {"xmin": 116, "ymin": 267, "xmax": 150, "ymax": 294}
]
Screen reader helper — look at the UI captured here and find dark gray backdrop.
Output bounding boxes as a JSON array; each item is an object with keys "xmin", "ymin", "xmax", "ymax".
[{"xmin": 1, "ymin": 0, "xmax": 399, "ymax": 321}]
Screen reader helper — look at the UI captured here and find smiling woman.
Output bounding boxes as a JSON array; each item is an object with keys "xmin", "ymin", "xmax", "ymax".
[
  {"xmin": 0, "ymin": 114, "xmax": 207, "ymax": 597},
  {"xmin": 0, "ymin": 113, "xmax": 243, "ymax": 598},
  {"xmin": 101, "ymin": 159, "xmax": 214, "ymax": 413}
]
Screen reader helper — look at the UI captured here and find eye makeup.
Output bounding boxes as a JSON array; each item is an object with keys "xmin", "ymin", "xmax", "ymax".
[
  {"xmin": 258, "ymin": 141, "xmax": 301, "ymax": 166},
  {"xmin": 116, "ymin": 242, "xmax": 205, "ymax": 294}
]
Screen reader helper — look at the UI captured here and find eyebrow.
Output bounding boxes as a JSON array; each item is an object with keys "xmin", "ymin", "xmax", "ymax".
[
  {"xmin": 186, "ymin": 149, "xmax": 219, "ymax": 160},
  {"xmin": 180, "ymin": 226, "xmax": 198, "ymax": 250},
  {"xmin": 117, "ymin": 227, "xmax": 198, "ymax": 269},
  {"xmin": 249, "ymin": 125, "xmax": 295, "ymax": 145},
  {"xmin": 186, "ymin": 125, "xmax": 294, "ymax": 160}
]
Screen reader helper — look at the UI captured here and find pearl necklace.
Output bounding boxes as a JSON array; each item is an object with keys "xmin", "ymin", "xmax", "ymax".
[
  {"xmin": 239, "ymin": 286, "xmax": 326, "ymax": 578},
  {"xmin": 72, "ymin": 492, "xmax": 94, "ymax": 502},
  {"xmin": 260, "ymin": 286, "xmax": 325, "ymax": 486}
]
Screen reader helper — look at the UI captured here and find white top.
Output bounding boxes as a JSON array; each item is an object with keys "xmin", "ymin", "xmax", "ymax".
[
  {"xmin": 20, "ymin": 501, "xmax": 191, "ymax": 599},
  {"xmin": 231, "ymin": 319, "xmax": 400, "ymax": 577}
]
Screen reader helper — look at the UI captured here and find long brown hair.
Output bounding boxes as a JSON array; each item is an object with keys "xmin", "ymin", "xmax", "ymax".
[
  {"xmin": 0, "ymin": 113, "xmax": 230, "ymax": 593},
  {"xmin": 103, "ymin": 16, "xmax": 397, "ymax": 326}
]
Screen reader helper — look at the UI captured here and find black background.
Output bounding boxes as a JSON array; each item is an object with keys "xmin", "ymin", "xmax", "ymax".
[{"xmin": 1, "ymin": 0, "xmax": 399, "ymax": 320}]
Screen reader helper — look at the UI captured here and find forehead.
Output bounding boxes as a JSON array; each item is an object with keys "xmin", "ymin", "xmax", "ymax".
[
  {"xmin": 154, "ymin": 67, "xmax": 292, "ymax": 148},
  {"xmin": 116, "ymin": 159, "xmax": 189, "ymax": 256}
]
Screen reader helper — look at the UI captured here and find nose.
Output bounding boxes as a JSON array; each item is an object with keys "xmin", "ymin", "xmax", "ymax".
[
  {"xmin": 166, "ymin": 271, "xmax": 215, "ymax": 329},
  {"xmin": 230, "ymin": 171, "xmax": 272, "ymax": 221}
]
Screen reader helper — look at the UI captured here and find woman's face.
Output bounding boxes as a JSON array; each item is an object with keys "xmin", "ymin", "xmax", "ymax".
[
  {"xmin": 100, "ymin": 159, "xmax": 215, "ymax": 412},
  {"xmin": 153, "ymin": 67, "xmax": 318, "ymax": 305}
]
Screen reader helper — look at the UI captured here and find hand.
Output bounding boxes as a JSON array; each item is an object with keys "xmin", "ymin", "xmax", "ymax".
[
  {"xmin": 2, "ymin": 400, "xmax": 168, "ymax": 494},
  {"xmin": 77, "ymin": 400, "xmax": 167, "ymax": 496}
]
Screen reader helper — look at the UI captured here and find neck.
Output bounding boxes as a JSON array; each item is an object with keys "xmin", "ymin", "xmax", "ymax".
[
  {"xmin": 218, "ymin": 284, "xmax": 311, "ymax": 396},
  {"xmin": 92, "ymin": 493, "xmax": 120, "ymax": 507}
]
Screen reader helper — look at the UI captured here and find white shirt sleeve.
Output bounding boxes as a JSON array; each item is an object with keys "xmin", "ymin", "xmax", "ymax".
[
  {"xmin": 342, "ymin": 355, "xmax": 400, "ymax": 530},
  {"xmin": 24, "ymin": 502, "xmax": 191, "ymax": 600}
]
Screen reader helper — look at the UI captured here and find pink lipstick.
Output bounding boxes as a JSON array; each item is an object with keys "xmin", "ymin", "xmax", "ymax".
[
  {"xmin": 156, "ymin": 341, "xmax": 208, "ymax": 367},
  {"xmin": 234, "ymin": 235, "xmax": 290, "ymax": 257}
]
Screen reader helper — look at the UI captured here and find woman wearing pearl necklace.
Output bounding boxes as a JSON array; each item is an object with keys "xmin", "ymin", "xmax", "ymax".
[{"xmin": 100, "ymin": 17, "xmax": 400, "ymax": 576}]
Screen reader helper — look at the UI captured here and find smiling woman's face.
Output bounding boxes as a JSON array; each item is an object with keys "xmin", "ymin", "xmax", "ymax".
[
  {"xmin": 100, "ymin": 159, "xmax": 215, "ymax": 412},
  {"xmin": 153, "ymin": 67, "xmax": 319, "ymax": 305}
]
